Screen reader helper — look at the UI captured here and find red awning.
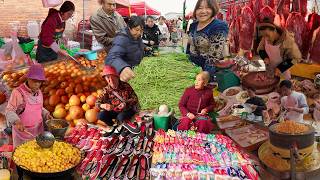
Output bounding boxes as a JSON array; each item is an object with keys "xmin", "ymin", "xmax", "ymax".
[
  {"xmin": 185, "ymin": 11, "xmax": 193, "ymax": 19},
  {"xmin": 116, "ymin": 1, "xmax": 160, "ymax": 17}
]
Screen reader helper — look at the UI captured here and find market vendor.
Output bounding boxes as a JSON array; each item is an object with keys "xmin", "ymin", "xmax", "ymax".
[
  {"xmin": 257, "ymin": 18, "xmax": 302, "ymax": 80},
  {"xmin": 5, "ymin": 64, "xmax": 52, "ymax": 147},
  {"xmin": 96, "ymin": 65, "xmax": 139, "ymax": 126},
  {"xmin": 245, "ymin": 88, "xmax": 267, "ymax": 117},
  {"xmin": 178, "ymin": 71, "xmax": 215, "ymax": 134},
  {"xmin": 36, "ymin": 1, "xmax": 75, "ymax": 63},
  {"xmin": 186, "ymin": 0, "xmax": 229, "ymax": 82},
  {"xmin": 280, "ymin": 80, "xmax": 309, "ymax": 123},
  {"xmin": 106, "ymin": 16, "xmax": 150, "ymax": 82}
]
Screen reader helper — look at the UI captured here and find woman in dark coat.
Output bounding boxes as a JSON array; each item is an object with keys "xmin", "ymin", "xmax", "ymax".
[{"xmin": 106, "ymin": 16, "xmax": 149, "ymax": 82}]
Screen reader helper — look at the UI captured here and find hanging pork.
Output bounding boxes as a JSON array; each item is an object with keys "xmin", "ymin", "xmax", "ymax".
[
  {"xmin": 300, "ymin": 0, "xmax": 308, "ymax": 17},
  {"xmin": 239, "ymin": 6, "xmax": 255, "ymax": 52},
  {"xmin": 274, "ymin": 0, "xmax": 290, "ymax": 27},
  {"xmin": 259, "ymin": 6, "xmax": 276, "ymax": 23},
  {"xmin": 309, "ymin": 27, "xmax": 320, "ymax": 64},
  {"xmin": 285, "ymin": 12, "xmax": 307, "ymax": 55},
  {"xmin": 302, "ymin": 13, "xmax": 320, "ymax": 60},
  {"xmin": 229, "ymin": 5, "xmax": 242, "ymax": 54},
  {"xmin": 253, "ymin": 0, "xmax": 265, "ymax": 18},
  {"xmin": 265, "ymin": 0, "xmax": 275, "ymax": 9}
]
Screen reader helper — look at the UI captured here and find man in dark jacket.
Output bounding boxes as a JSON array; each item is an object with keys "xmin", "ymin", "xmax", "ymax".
[
  {"xmin": 105, "ymin": 16, "xmax": 147, "ymax": 82},
  {"xmin": 142, "ymin": 16, "xmax": 161, "ymax": 48}
]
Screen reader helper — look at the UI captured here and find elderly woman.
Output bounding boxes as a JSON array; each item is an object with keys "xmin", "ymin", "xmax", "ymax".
[
  {"xmin": 257, "ymin": 18, "xmax": 302, "ymax": 80},
  {"xmin": 178, "ymin": 71, "xmax": 215, "ymax": 134},
  {"xmin": 106, "ymin": 16, "xmax": 149, "ymax": 82},
  {"xmin": 5, "ymin": 64, "xmax": 52, "ymax": 147},
  {"xmin": 186, "ymin": 0, "xmax": 229, "ymax": 82},
  {"xmin": 96, "ymin": 65, "xmax": 139, "ymax": 127}
]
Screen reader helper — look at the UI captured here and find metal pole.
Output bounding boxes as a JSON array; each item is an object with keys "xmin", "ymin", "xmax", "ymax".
[
  {"xmin": 144, "ymin": 0, "xmax": 147, "ymax": 19},
  {"xmin": 82, "ymin": 0, "xmax": 85, "ymax": 49}
]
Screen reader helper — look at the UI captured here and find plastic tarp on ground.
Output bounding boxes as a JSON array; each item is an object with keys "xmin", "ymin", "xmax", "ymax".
[{"xmin": 116, "ymin": 1, "xmax": 161, "ymax": 17}]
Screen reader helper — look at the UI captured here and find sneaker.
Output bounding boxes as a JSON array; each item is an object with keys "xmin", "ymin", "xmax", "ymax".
[{"xmin": 123, "ymin": 121, "xmax": 140, "ymax": 135}]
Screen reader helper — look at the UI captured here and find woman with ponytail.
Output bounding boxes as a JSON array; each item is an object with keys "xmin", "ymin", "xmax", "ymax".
[{"xmin": 36, "ymin": 1, "xmax": 75, "ymax": 63}]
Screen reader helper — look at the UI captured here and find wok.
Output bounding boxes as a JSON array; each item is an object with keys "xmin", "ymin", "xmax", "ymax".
[{"xmin": 13, "ymin": 140, "xmax": 82, "ymax": 178}]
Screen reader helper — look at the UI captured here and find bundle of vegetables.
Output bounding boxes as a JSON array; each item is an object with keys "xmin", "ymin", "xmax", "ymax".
[{"xmin": 129, "ymin": 53, "xmax": 201, "ymax": 115}]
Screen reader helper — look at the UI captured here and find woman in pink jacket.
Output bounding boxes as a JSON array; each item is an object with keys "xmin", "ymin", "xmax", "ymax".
[{"xmin": 5, "ymin": 64, "xmax": 52, "ymax": 147}]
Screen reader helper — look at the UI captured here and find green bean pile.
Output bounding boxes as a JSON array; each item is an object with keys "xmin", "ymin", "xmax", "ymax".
[{"xmin": 129, "ymin": 53, "xmax": 201, "ymax": 115}]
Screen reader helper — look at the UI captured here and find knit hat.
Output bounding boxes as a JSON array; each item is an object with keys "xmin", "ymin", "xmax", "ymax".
[
  {"xmin": 101, "ymin": 65, "xmax": 119, "ymax": 77},
  {"xmin": 26, "ymin": 64, "xmax": 46, "ymax": 81}
]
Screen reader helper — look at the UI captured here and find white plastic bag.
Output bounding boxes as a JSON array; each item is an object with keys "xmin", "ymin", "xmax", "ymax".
[
  {"xmin": 42, "ymin": 0, "xmax": 63, "ymax": 8},
  {"xmin": 0, "ymin": 33, "xmax": 26, "ymax": 70}
]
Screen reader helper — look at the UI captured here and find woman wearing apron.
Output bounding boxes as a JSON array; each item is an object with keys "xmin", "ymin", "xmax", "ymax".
[
  {"xmin": 257, "ymin": 18, "xmax": 302, "ymax": 80},
  {"xmin": 36, "ymin": 1, "xmax": 75, "ymax": 63},
  {"xmin": 5, "ymin": 64, "xmax": 52, "ymax": 147}
]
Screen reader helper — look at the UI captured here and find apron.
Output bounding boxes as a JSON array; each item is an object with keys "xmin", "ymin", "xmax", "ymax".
[
  {"xmin": 283, "ymin": 95, "xmax": 304, "ymax": 123},
  {"xmin": 12, "ymin": 86, "xmax": 44, "ymax": 148},
  {"xmin": 36, "ymin": 26, "xmax": 64, "ymax": 63},
  {"xmin": 265, "ymin": 40, "xmax": 291, "ymax": 79}
]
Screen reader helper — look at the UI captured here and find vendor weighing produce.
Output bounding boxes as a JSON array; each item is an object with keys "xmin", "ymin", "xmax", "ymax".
[
  {"xmin": 5, "ymin": 64, "xmax": 52, "ymax": 148},
  {"xmin": 36, "ymin": 1, "xmax": 75, "ymax": 63},
  {"xmin": 257, "ymin": 18, "xmax": 301, "ymax": 80}
]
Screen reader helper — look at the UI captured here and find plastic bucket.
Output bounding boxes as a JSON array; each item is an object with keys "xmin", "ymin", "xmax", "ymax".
[
  {"xmin": 153, "ymin": 108, "xmax": 173, "ymax": 131},
  {"xmin": 85, "ymin": 51, "xmax": 97, "ymax": 60}
]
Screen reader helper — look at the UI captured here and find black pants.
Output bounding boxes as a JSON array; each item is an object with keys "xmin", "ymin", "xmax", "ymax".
[
  {"xmin": 97, "ymin": 109, "xmax": 136, "ymax": 126},
  {"xmin": 36, "ymin": 40, "xmax": 58, "ymax": 63}
]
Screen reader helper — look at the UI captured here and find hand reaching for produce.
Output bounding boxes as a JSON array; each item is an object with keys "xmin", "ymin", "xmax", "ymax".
[
  {"xmin": 286, "ymin": 107, "xmax": 303, "ymax": 113},
  {"xmin": 200, "ymin": 109, "xmax": 208, "ymax": 115},
  {"xmin": 264, "ymin": 58, "xmax": 270, "ymax": 65},
  {"xmin": 249, "ymin": 104, "xmax": 257, "ymax": 111},
  {"xmin": 58, "ymin": 49, "xmax": 70, "ymax": 57},
  {"xmin": 145, "ymin": 47, "xmax": 152, "ymax": 51},
  {"xmin": 120, "ymin": 67, "xmax": 135, "ymax": 82},
  {"xmin": 14, "ymin": 121, "xmax": 25, "ymax": 132},
  {"xmin": 101, "ymin": 103, "xmax": 113, "ymax": 111},
  {"xmin": 46, "ymin": 113, "xmax": 53, "ymax": 120},
  {"xmin": 187, "ymin": 112, "xmax": 196, "ymax": 120}
]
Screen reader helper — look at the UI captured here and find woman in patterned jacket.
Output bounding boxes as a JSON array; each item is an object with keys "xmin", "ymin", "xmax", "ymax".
[
  {"xmin": 95, "ymin": 65, "xmax": 139, "ymax": 126},
  {"xmin": 186, "ymin": 0, "xmax": 229, "ymax": 82}
]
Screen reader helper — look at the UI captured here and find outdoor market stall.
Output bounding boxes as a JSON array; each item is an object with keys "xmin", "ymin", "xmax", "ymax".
[{"xmin": 0, "ymin": 48, "xmax": 319, "ymax": 179}]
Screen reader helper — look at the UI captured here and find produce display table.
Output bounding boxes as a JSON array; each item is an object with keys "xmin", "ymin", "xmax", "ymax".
[{"xmin": 291, "ymin": 63, "xmax": 320, "ymax": 79}]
